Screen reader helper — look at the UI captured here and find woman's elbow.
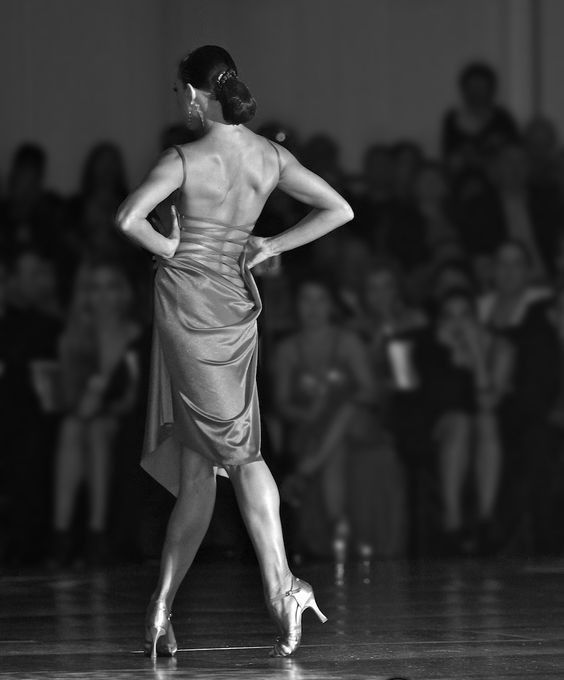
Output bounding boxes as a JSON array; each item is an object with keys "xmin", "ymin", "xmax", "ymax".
[
  {"xmin": 115, "ymin": 205, "xmax": 134, "ymax": 233},
  {"xmin": 337, "ymin": 199, "xmax": 354, "ymax": 224}
]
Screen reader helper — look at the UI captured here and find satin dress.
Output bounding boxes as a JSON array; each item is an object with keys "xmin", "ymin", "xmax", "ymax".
[{"xmin": 140, "ymin": 144, "xmax": 264, "ymax": 496}]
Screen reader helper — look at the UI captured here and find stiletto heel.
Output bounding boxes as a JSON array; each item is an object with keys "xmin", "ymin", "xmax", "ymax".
[
  {"xmin": 308, "ymin": 598, "xmax": 328, "ymax": 623},
  {"xmin": 268, "ymin": 576, "xmax": 328, "ymax": 657},
  {"xmin": 144, "ymin": 601, "xmax": 177, "ymax": 659}
]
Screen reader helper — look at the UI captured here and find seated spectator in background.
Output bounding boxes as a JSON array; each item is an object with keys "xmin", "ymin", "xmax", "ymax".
[
  {"xmin": 0, "ymin": 143, "xmax": 64, "ymax": 259},
  {"xmin": 3, "ymin": 247, "xmax": 63, "ymax": 565},
  {"xmin": 7, "ymin": 247, "xmax": 62, "ymax": 318},
  {"xmin": 348, "ymin": 261, "xmax": 426, "ymax": 558},
  {"xmin": 420, "ymin": 287, "xmax": 502, "ymax": 555},
  {"xmin": 51, "ymin": 258, "xmax": 141, "ymax": 567},
  {"xmin": 351, "ymin": 144, "xmax": 395, "ymax": 250},
  {"xmin": 441, "ymin": 62, "xmax": 520, "ymax": 173},
  {"xmin": 384, "ymin": 161, "xmax": 459, "ymax": 274},
  {"xmin": 272, "ymin": 277, "xmax": 372, "ymax": 561},
  {"xmin": 479, "ymin": 240, "xmax": 560, "ymax": 555},
  {"xmin": 457, "ymin": 144, "xmax": 563, "ymax": 278}
]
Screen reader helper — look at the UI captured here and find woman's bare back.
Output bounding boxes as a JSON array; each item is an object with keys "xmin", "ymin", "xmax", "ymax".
[{"xmin": 174, "ymin": 128, "xmax": 280, "ymax": 227}]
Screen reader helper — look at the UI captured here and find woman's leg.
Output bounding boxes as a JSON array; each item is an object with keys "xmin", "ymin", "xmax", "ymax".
[
  {"xmin": 226, "ymin": 459, "xmax": 292, "ymax": 600},
  {"xmin": 53, "ymin": 416, "xmax": 85, "ymax": 531},
  {"xmin": 474, "ymin": 411, "xmax": 502, "ymax": 521},
  {"xmin": 436, "ymin": 412, "xmax": 471, "ymax": 532},
  {"xmin": 320, "ymin": 445, "xmax": 347, "ymax": 525},
  {"xmin": 86, "ymin": 416, "xmax": 117, "ymax": 532},
  {"xmin": 151, "ymin": 444, "xmax": 217, "ymax": 609}
]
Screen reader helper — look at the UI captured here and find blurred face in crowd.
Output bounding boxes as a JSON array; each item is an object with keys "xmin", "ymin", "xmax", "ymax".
[
  {"xmin": 493, "ymin": 145, "xmax": 529, "ymax": 192},
  {"xmin": 296, "ymin": 282, "xmax": 333, "ymax": 329},
  {"xmin": 433, "ymin": 265, "xmax": 472, "ymax": 301},
  {"xmin": 364, "ymin": 269, "xmax": 399, "ymax": 316},
  {"xmin": 87, "ymin": 265, "xmax": 132, "ymax": 322},
  {"xmin": 439, "ymin": 293, "xmax": 475, "ymax": 334},
  {"xmin": 12, "ymin": 252, "xmax": 55, "ymax": 308},
  {"xmin": 494, "ymin": 243, "xmax": 531, "ymax": 296}
]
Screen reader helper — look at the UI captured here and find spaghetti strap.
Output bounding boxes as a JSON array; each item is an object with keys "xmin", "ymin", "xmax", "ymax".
[
  {"xmin": 267, "ymin": 139, "xmax": 282, "ymax": 176},
  {"xmin": 171, "ymin": 144, "xmax": 187, "ymax": 188}
]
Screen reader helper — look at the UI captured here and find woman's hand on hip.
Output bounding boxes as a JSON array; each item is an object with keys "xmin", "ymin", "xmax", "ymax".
[{"xmin": 244, "ymin": 235, "xmax": 276, "ymax": 269}]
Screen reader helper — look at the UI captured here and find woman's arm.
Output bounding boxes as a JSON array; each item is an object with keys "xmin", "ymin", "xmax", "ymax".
[
  {"xmin": 115, "ymin": 148, "xmax": 184, "ymax": 259},
  {"xmin": 245, "ymin": 144, "xmax": 354, "ymax": 268}
]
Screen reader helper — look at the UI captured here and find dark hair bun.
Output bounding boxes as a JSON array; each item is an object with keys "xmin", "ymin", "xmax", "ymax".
[{"xmin": 215, "ymin": 75, "xmax": 256, "ymax": 125}]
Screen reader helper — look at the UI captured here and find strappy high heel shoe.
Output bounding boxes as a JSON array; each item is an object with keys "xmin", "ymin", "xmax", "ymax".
[
  {"xmin": 144, "ymin": 601, "xmax": 177, "ymax": 659},
  {"xmin": 268, "ymin": 576, "xmax": 328, "ymax": 657}
]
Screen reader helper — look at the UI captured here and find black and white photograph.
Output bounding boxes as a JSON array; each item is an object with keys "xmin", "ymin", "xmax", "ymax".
[{"xmin": 1, "ymin": 1, "xmax": 564, "ymax": 678}]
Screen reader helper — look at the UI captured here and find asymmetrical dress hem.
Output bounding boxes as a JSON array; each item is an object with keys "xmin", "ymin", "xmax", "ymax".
[{"xmin": 140, "ymin": 144, "xmax": 265, "ymax": 497}]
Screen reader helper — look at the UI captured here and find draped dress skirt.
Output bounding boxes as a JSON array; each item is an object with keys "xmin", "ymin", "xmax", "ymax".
[{"xmin": 140, "ymin": 213, "xmax": 263, "ymax": 496}]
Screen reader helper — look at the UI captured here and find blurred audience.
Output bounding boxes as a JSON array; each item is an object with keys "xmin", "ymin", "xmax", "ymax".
[{"xmin": 4, "ymin": 57, "xmax": 564, "ymax": 566}]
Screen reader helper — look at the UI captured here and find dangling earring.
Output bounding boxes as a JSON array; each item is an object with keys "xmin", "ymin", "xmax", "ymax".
[{"xmin": 187, "ymin": 84, "xmax": 205, "ymax": 128}]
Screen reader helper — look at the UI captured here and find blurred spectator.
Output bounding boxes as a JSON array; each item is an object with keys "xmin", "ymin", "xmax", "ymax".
[
  {"xmin": 348, "ymin": 262, "xmax": 427, "ymax": 557},
  {"xmin": 441, "ymin": 62, "xmax": 520, "ymax": 173},
  {"xmin": 3, "ymin": 248, "xmax": 63, "ymax": 565},
  {"xmin": 0, "ymin": 143, "xmax": 65, "ymax": 259},
  {"xmin": 419, "ymin": 287, "xmax": 500, "ymax": 555},
  {"xmin": 385, "ymin": 161, "xmax": 459, "ymax": 274},
  {"xmin": 272, "ymin": 278, "xmax": 372, "ymax": 560},
  {"xmin": 457, "ymin": 144, "xmax": 563, "ymax": 278},
  {"xmin": 479, "ymin": 241, "xmax": 560, "ymax": 555},
  {"xmin": 64, "ymin": 142, "xmax": 130, "ymax": 264},
  {"xmin": 51, "ymin": 259, "xmax": 141, "ymax": 566}
]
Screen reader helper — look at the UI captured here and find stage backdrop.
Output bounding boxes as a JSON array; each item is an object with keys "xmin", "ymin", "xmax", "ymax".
[{"xmin": 0, "ymin": 0, "xmax": 560, "ymax": 192}]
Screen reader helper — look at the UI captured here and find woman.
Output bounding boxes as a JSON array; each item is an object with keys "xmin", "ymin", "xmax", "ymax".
[
  {"xmin": 273, "ymin": 278, "xmax": 372, "ymax": 560},
  {"xmin": 479, "ymin": 240, "xmax": 559, "ymax": 554},
  {"xmin": 115, "ymin": 46, "xmax": 353, "ymax": 658},
  {"xmin": 421, "ymin": 288, "xmax": 498, "ymax": 555},
  {"xmin": 52, "ymin": 259, "xmax": 141, "ymax": 565},
  {"xmin": 353, "ymin": 262, "xmax": 425, "ymax": 557}
]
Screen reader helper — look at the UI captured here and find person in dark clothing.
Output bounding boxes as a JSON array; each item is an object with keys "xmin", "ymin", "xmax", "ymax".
[
  {"xmin": 456, "ymin": 144, "xmax": 564, "ymax": 278},
  {"xmin": 3, "ymin": 249, "xmax": 63, "ymax": 565},
  {"xmin": 0, "ymin": 144, "xmax": 65, "ymax": 260},
  {"xmin": 441, "ymin": 62, "xmax": 520, "ymax": 173},
  {"xmin": 480, "ymin": 241, "xmax": 560, "ymax": 555}
]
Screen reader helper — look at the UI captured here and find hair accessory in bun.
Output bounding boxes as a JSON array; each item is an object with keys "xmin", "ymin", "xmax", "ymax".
[{"xmin": 215, "ymin": 69, "xmax": 237, "ymax": 95}]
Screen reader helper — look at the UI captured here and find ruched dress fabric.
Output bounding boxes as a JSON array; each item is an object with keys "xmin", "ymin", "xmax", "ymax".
[{"xmin": 140, "ymin": 146, "xmax": 263, "ymax": 496}]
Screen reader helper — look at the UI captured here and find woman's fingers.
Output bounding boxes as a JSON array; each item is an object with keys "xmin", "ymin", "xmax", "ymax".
[{"xmin": 170, "ymin": 205, "xmax": 180, "ymax": 237}]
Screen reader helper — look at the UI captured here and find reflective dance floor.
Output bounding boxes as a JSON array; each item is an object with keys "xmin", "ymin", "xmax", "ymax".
[{"xmin": 1, "ymin": 557, "xmax": 564, "ymax": 679}]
